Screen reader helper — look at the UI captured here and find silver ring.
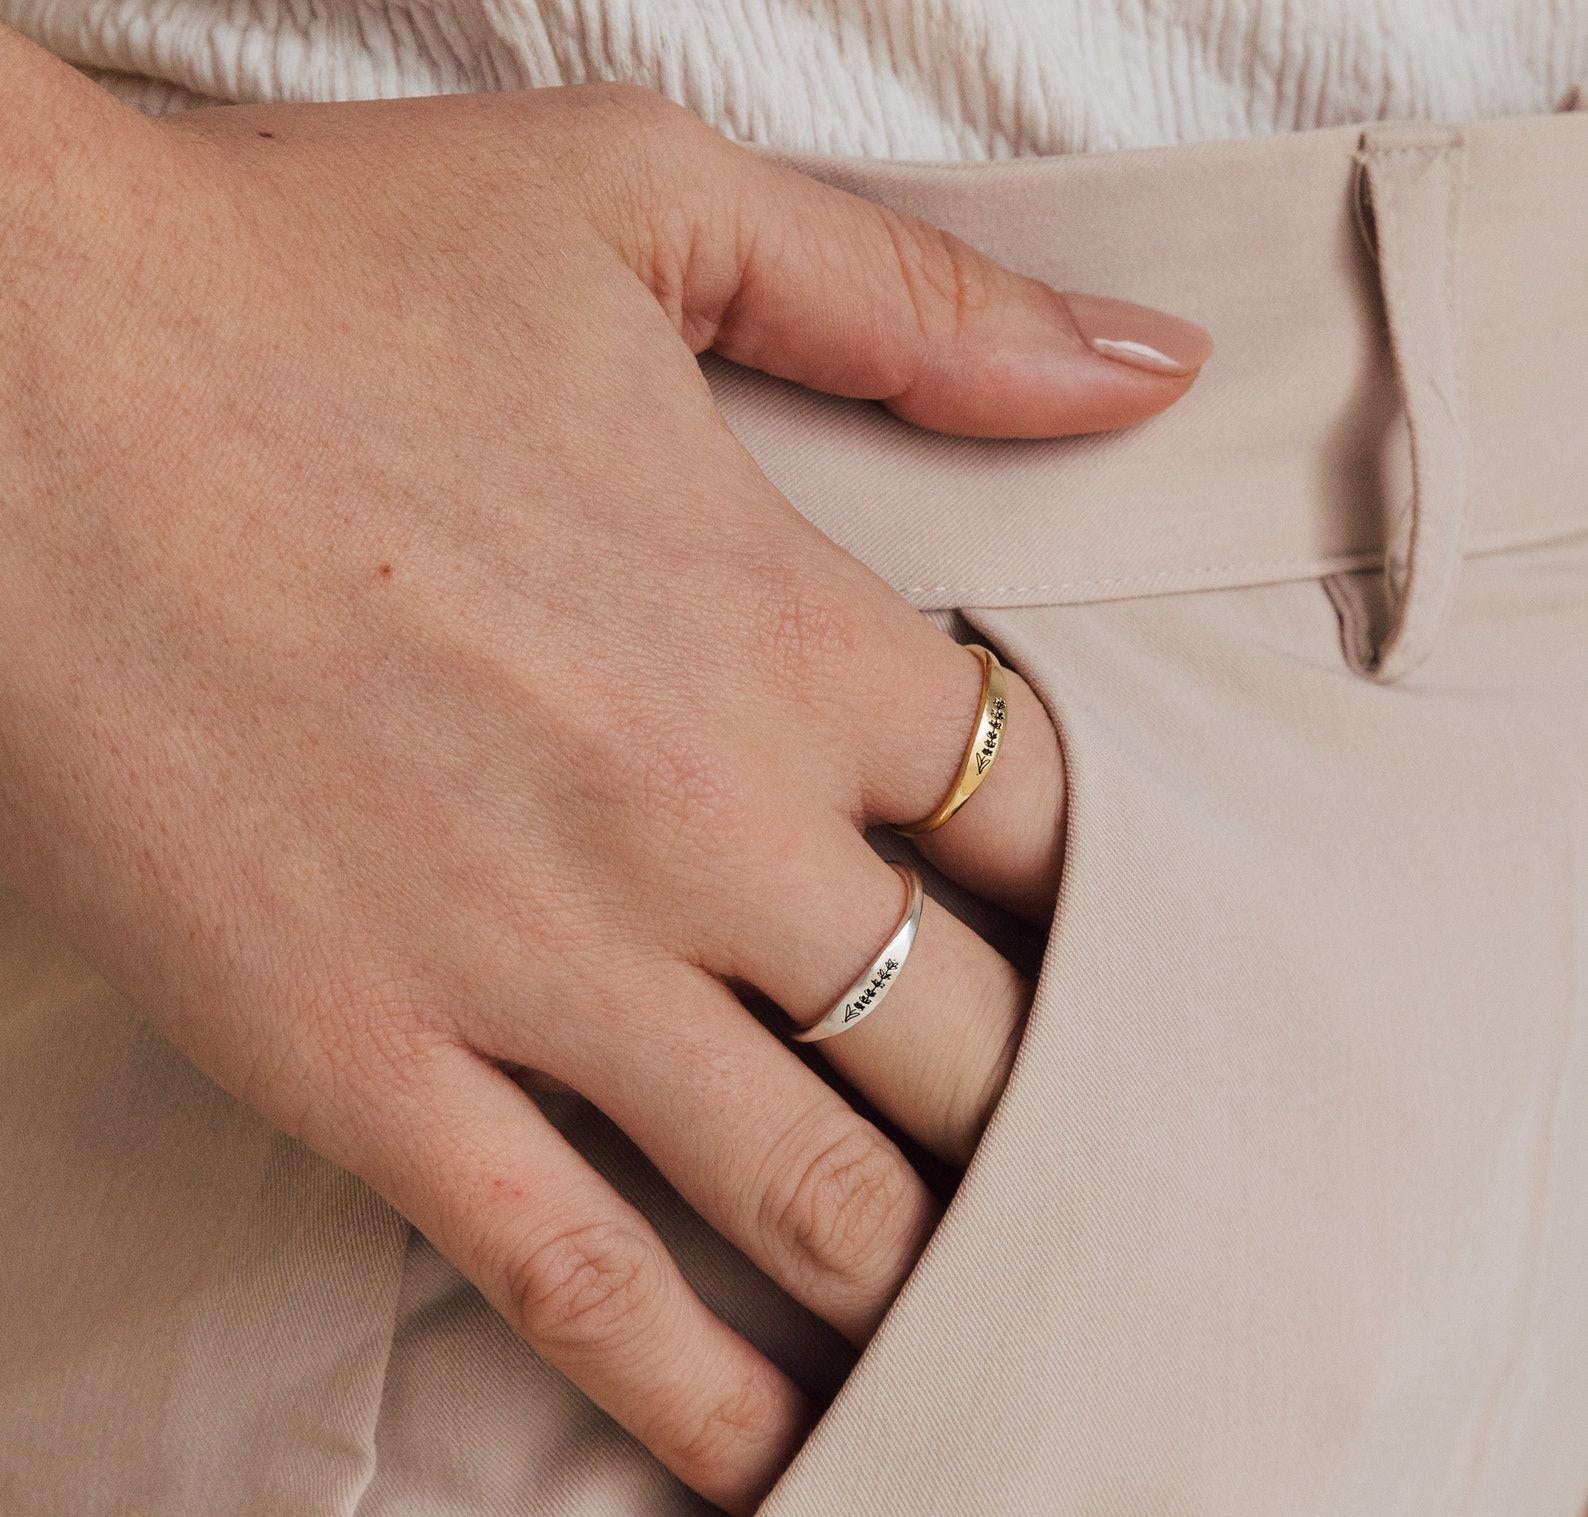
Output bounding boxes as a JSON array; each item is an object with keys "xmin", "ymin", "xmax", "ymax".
[{"xmin": 791, "ymin": 863, "xmax": 923, "ymax": 1044}]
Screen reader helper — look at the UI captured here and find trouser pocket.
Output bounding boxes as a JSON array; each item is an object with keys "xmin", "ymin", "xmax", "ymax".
[{"xmin": 759, "ymin": 564, "xmax": 1588, "ymax": 1517}]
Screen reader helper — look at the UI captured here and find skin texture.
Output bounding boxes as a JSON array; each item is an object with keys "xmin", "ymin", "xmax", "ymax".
[{"xmin": 0, "ymin": 30, "xmax": 1209, "ymax": 1513}]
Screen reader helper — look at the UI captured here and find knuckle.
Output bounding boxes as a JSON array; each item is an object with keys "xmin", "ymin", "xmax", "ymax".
[
  {"xmin": 654, "ymin": 1378, "xmax": 775, "ymax": 1485},
  {"xmin": 879, "ymin": 212, "xmax": 992, "ymax": 373},
  {"xmin": 277, "ymin": 971, "xmax": 445, "ymax": 1094},
  {"xmin": 335, "ymin": 986, "xmax": 445, "ymax": 1073},
  {"xmin": 765, "ymin": 1120, "xmax": 917, "ymax": 1292},
  {"xmin": 508, "ymin": 1219, "xmax": 662, "ymax": 1353},
  {"xmin": 740, "ymin": 553, "xmax": 866, "ymax": 700},
  {"xmin": 571, "ymin": 80, "xmax": 713, "ymax": 195},
  {"xmin": 582, "ymin": 79, "xmax": 697, "ymax": 133},
  {"xmin": 559, "ymin": 82, "xmax": 730, "ymax": 330},
  {"xmin": 555, "ymin": 79, "xmax": 697, "ymax": 155},
  {"xmin": 610, "ymin": 705, "xmax": 760, "ymax": 854},
  {"xmin": 227, "ymin": 968, "xmax": 454, "ymax": 1156}
]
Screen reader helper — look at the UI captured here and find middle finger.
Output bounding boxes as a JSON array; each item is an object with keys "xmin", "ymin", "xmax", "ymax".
[{"xmin": 512, "ymin": 957, "xmax": 942, "ymax": 1344}]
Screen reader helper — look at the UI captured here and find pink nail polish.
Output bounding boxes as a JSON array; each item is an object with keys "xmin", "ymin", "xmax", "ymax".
[{"xmin": 1062, "ymin": 292, "xmax": 1214, "ymax": 377}]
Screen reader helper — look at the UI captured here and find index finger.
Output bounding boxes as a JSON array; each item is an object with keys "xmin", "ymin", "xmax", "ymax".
[{"xmin": 338, "ymin": 1040, "xmax": 812, "ymax": 1516}]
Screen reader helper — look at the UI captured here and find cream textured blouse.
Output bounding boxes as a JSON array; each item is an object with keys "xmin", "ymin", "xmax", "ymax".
[{"xmin": 4, "ymin": 0, "xmax": 1586, "ymax": 158}]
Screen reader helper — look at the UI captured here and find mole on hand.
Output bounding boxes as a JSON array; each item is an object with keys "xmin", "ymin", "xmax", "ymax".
[{"xmin": 377, "ymin": 562, "xmax": 394, "ymax": 579}]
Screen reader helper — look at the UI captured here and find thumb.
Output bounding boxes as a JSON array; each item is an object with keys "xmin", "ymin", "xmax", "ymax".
[{"xmin": 585, "ymin": 92, "xmax": 1212, "ymax": 439}]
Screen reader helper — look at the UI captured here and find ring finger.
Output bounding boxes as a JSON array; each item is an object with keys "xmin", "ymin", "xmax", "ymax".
[
  {"xmin": 848, "ymin": 624, "xmax": 1067, "ymax": 925},
  {"xmin": 707, "ymin": 829, "xmax": 1032, "ymax": 1167}
]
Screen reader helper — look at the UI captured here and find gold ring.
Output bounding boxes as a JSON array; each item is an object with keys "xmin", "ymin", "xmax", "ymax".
[{"xmin": 895, "ymin": 645, "xmax": 1008, "ymax": 836}]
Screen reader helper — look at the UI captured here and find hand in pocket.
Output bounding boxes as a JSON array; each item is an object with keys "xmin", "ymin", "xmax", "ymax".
[{"xmin": 0, "ymin": 41, "xmax": 1210, "ymax": 1513}]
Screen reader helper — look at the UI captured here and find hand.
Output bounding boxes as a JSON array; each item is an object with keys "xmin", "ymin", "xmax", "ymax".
[{"xmin": 0, "ymin": 43, "xmax": 1208, "ymax": 1513}]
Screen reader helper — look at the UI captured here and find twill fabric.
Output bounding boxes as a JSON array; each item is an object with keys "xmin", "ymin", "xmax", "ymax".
[{"xmin": 2, "ymin": 98, "xmax": 1587, "ymax": 1517}]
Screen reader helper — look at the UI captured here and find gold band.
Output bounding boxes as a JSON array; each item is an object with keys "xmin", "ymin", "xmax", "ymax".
[{"xmin": 895, "ymin": 645, "xmax": 1008, "ymax": 836}]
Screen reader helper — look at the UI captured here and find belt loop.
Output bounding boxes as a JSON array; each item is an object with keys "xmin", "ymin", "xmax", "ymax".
[{"xmin": 1342, "ymin": 121, "xmax": 1469, "ymax": 683}]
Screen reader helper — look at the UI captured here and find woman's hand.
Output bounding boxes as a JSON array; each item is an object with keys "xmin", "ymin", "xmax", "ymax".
[{"xmin": 0, "ymin": 41, "xmax": 1208, "ymax": 1513}]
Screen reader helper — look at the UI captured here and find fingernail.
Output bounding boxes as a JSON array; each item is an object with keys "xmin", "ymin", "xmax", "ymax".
[{"xmin": 1062, "ymin": 292, "xmax": 1213, "ymax": 377}]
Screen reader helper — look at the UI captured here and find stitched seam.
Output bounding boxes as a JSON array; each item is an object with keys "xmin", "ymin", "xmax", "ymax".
[
  {"xmin": 893, "ymin": 514, "xmax": 1588, "ymax": 604},
  {"xmin": 896, "ymin": 552, "xmax": 1356, "ymax": 598}
]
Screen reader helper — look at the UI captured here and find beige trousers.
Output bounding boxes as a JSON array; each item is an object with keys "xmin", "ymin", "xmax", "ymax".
[{"xmin": 3, "ymin": 100, "xmax": 1587, "ymax": 1516}]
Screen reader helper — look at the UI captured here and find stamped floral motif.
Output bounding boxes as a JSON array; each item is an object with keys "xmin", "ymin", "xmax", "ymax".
[
  {"xmin": 842, "ymin": 957, "xmax": 901, "ymax": 1023},
  {"xmin": 974, "ymin": 695, "xmax": 1007, "ymax": 775},
  {"xmin": 793, "ymin": 864, "xmax": 921, "ymax": 1044}
]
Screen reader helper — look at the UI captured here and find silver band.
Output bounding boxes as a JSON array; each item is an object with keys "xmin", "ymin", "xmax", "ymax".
[{"xmin": 791, "ymin": 863, "xmax": 924, "ymax": 1044}]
